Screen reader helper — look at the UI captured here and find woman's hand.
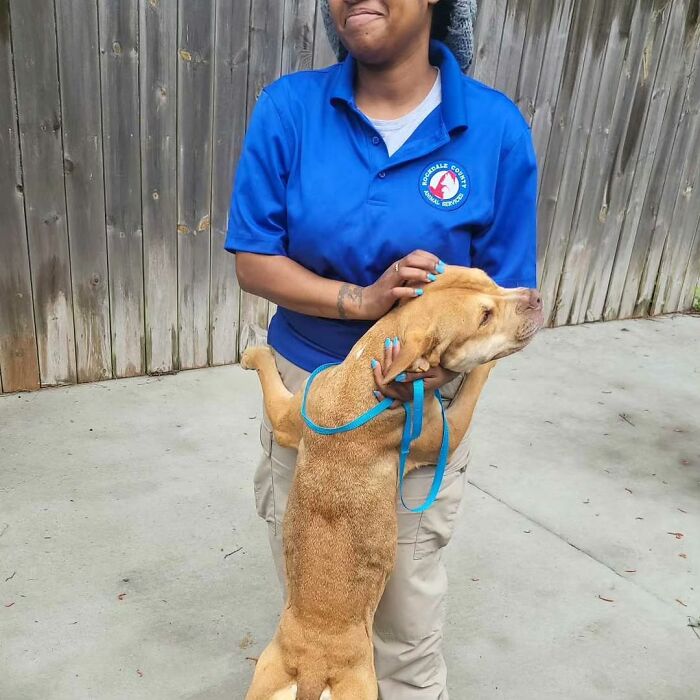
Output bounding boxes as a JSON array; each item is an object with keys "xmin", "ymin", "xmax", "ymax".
[
  {"xmin": 371, "ymin": 337, "xmax": 459, "ymax": 408},
  {"xmin": 358, "ymin": 250, "xmax": 445, "ymax": 321}
]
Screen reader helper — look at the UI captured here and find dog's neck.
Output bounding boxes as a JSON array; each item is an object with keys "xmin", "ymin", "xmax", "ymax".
[
  {"xmin": 315, "ymin": 312, "xmax": 417, "ymax": 425},
  {"xmin": 350, "ymin": 319, "xmax": 397, "ymax": 367}
]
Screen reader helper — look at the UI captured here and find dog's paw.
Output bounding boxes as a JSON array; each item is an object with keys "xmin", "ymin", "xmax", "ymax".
[
  {"xmin": 241, "ymin": 346, "xmax": 274, "ymax": 370},
  {"xmin": 240, "ymin": 348, "xmax": 255, "ymax": 370},
  {"xmin": 409, "ymin": 357, "xmax": 431, "ymax": 373}
]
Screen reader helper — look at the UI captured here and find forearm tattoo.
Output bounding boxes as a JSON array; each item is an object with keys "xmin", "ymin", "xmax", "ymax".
[{"xmin": 337, "ymin": 283, "xmax": 363, "ymax": 319}]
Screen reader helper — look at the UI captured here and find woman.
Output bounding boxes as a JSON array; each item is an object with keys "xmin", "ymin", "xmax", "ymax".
[{"xmin": 226, "ymin": 1, "xmax": 537, "ymax": 696}]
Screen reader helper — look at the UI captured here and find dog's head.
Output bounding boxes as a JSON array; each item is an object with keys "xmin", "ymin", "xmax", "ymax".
[{"xmin": 385, "ymin": 266, "xmax": 544, "ymax": 380}]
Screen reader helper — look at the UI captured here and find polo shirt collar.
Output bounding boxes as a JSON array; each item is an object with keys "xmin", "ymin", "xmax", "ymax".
[{"xmin": 329, "ymin": 40, "xmax": 468, "ymax": 134}]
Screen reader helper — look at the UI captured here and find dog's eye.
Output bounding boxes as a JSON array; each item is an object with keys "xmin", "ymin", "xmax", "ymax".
[{"xmin": 480, "ymin": 308, "xmax": 493, "ymax": 327}]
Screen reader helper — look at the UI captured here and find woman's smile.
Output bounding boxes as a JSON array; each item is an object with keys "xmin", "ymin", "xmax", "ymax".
[{"xmin": 345, "ymin": 6, "xmax": 385, "ymax": 29}]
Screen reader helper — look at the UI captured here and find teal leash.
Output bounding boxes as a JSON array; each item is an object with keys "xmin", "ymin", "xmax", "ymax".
[{"xmin": 300, "ymin": 362, "xmax": 450, "ymax": 513}]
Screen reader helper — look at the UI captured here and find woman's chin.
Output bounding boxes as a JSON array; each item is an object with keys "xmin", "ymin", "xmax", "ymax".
[{"xmin": 341, "ymin": 34, "xmax": 395, "ymax": 66}]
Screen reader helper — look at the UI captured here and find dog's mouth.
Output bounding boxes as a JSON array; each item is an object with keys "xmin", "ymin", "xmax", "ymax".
[
  {"xmin": 516, "ymin": 319, "xmax": 542, "ymax": 342},
  {"xmin": 515, "ymin": 306, "xmax": 545, "ymax": 342},
  {"xmin": 491, "ymin": 346, "xmax": 519, "ymax": 361},
  {"xmin": 489, "ymin": 316, "xmax": 542, "ymax": 361}
]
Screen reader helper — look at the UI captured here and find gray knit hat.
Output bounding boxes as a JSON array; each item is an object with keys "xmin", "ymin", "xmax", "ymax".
[{"xmin": 320, "ymin": 0, "xmax": 478, "ymax": 73}]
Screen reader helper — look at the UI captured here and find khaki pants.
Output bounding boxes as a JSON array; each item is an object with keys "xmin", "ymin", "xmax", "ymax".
[{"xmin": 253, "ymin": 351, "xmax": 471, "ymax": 699}]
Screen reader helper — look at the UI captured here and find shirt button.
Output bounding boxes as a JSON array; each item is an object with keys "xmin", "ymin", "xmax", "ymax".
[
  {"xmin": 378, "ymin": 171, "xmax": 386, "ymax": 178},
  {"xmin": 372, "ymin": 136, "xmax": 380, "ymax": 145}
]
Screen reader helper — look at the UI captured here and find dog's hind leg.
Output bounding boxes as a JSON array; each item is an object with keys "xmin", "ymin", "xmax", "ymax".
[
  {"xmin": 330, "ymin": 656, "xmax": 377, "ymax": 700},
  {"xmin": 245, "ymin": 638, "xmax": 296, "ymax": 700},
  {"xmin": 407, "ymin": 361, "xmax": 496, "ymax": 468},
  {"xmin": 241, "ymin": 346, "xmax": 303, "ymax": 449}
]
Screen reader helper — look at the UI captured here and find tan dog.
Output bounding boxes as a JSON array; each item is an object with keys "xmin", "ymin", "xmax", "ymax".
[{"xmin": 240, "ymin": 267, "xmax": 543, "ymax": 700}]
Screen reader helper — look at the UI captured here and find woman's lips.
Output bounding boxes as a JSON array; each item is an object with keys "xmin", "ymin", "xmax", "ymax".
[{"xmin": 345, "ymin": 11, "xmax": 383, "ymax": 28}]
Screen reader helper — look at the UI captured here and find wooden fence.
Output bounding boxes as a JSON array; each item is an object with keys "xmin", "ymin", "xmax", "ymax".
[{"xmin": 1, "ymin": 0, "xmax": 699, "ymax": 394}]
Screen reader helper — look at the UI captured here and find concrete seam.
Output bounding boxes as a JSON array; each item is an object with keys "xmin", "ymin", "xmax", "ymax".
[{"xmin": 466, "ymin": 479, "xmax": 693, "ymax": 623}]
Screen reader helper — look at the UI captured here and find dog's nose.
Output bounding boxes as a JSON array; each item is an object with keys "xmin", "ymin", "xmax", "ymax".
[
  {"xmin": 515, "ymin": 288, "xmax": 543, "ymax": 315},
  {"xmin": 527, "ymin": 289, "xmax": 542, "ymax": 311}
]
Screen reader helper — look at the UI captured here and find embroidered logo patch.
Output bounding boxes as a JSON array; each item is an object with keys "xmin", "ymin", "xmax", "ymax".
[{"xmin": 419, "ymin": 161, "xmax": 469, "ymax": 210}]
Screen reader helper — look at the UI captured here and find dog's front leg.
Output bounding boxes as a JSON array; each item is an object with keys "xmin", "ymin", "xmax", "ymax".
[
  {"xmin": 406, "ymin": 361, "xmax": 496, "ymax": 468},
  {"xmin": 241, "ymin": 346, "xmax": 303, "ymax": 449}
]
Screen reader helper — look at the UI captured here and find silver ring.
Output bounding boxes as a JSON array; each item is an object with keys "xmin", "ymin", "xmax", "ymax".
[{"xmin": 394, "ymin": 261, "xmax": 400, "ymax": 273}]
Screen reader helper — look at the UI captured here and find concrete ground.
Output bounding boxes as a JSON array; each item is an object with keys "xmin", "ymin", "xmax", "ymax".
[{"xmin": 1, "ymin": 314, "xmax": 698, "ymax": 700}]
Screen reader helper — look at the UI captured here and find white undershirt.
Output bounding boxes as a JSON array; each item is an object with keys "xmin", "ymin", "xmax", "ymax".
[{"xmin": 366, "ymin": 69, "xmax": 442, "ymax": 157}]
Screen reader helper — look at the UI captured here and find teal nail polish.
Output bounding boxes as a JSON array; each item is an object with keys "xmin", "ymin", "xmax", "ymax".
[
  {"xmin": 436, "ymin": 261, "xmax": 446, "ymax": 274},
  {"xmin": 427, "ymin": 273, "xmax": 437, "ymax": 282},
  {"xmin": 371, "ymin": 359, "xmax": 379, "ymax": 369},
  {"xmin": 395, "ymin": 373, "xmax": 407, "ymax": 383},
  {"xmin": 385, "ymin": 338, "xmax": 392, "ymax": 348},
  {"xmin": 415, "ymin": 288, "xmax": 424, "ymax": 297},
  {"xmin": 393, "ymin": 336, "xmax": 400, "ymax": 347}
]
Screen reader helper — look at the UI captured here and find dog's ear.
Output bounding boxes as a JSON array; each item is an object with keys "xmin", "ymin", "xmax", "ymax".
[{"xmin": 382, "ymin": 328, "xmax": 438, "ymax": 383}]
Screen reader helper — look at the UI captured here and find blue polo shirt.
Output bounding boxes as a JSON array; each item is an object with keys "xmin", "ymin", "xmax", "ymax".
[{"xmin": 226, "ymin": 41, "xmax": 537, "ymax": 372}]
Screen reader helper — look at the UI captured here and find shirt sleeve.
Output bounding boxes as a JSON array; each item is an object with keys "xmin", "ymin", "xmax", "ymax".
[
  {"xmin": 470, "ymin": 129, "xmax": 538, "ymax": 289},
  {"xmin": 224, "ymin": 89, "xmax": 291, "ymax": 256}
]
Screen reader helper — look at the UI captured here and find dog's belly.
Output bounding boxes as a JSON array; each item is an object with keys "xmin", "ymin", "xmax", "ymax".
[
  {"xmin": 283, "ymin": 454, "xmax": 398, "ymax": 622},
  {"xmin": 284, "ymin": 505, "xmax": 397, "ymax": 622}
]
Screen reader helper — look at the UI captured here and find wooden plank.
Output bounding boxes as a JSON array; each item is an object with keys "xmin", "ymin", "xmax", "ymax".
[
  {"xmin": 650, "ymin": 24, "xmax": 700, "ymax": 315},
  {"xmin": 283, "ymin": 0, "xmax": 316, "ymax": 74},
  {"xmin": 679, "ymin": 212, "xmax": 700, "ymax": 308},
  {"xmin": 554, "ymin": 1, "xmax": 654, "ymax": 325},
  {"xmin": 582, "ymin": 0, "xmax": 673, "ymax": 322},
  {"xmin": 209, "ymin": 0, "xmax": 251, "ymax": 365},
  {"xmin": 471, "ymin": 0, "xmax": 508, "ymax": 86},
  {"xmin": 55, "ymin": 0, "xmax": 111, "ymax": 383},
  {"xmin": 615, "ymin": 0, "xmax": 699, "ymax": 318},
  {"xmin": 312, "ymin": 0, "xmax": 336, "ymax": 69},
  {"xmin": 98, "ymin": 0, "xmax": 145, "ymax": 377},
  {"xmin": 494, "ymin": 0, "xmax": 531, "ymax": 100},
  {"xmin": 537, "ymin": 0, "xmax": 608, "ymax": 324},
  {"xmin": 0, "ymin": 0, "xmax": 39, "ymax": 392},
  {"xmin": 603, "ymin": 0, "xmax": 686, "ymax": 320},
  {"xmin": 535, "ymin": 0, "xmax": 596, "ymax": 275},
  {"xmin": 514, "ymin": 0, "xmax": 555, "ymax": 126},
  {"xmin": 140, "ymin": 0, "xmax": 178, "ymax": 373},
  {"xmin": 530, "ymin": 0, "xmax": 576, "ymax": 194},
  {"xmin": 238, "ymin": 0, "xmax": 285, "ymax": 355},
  {"xmin": 10, "ymin": 0, "xmax": 76, "ymax": 386},
  {"xmin": 625, "ymin": 12, "xmax": 699, "ymax": 317},
  {"xmin": 177, "ymin": 0, "xmax": 215, "ymax": 369},
  {"xmin": 246, "ymin": 0, "xmax": 284, "ymax": 156}
]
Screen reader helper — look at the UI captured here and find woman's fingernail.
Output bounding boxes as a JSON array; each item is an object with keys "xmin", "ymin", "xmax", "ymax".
[
  {"xmin": 395, "ymin": 373, "xmax": 407, "ymax": 383},
  {"xmin": 371, "ymin": 359, "xmax": 379, "ymax": 369},
  {"xmin": 436, "ymin": 261, "xmax": 446, "ymax": 274},
  {"xmin": 427, "ymin": 273, "xmax": 437, "ymax": 282},
  {"xmin": 385, "ymin": 337, "xmax": 392, "ymax": 348},
  {"xmin": 393, "ymin": 336, "xmax": 400, "ymax": 347},
  {"xmin": 415, "ymin": 288, "xmax": 424, "ymax": 297},
  {"xmin": 373, "ymin": 391, "xmax": 383, "ymax": 401}
]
